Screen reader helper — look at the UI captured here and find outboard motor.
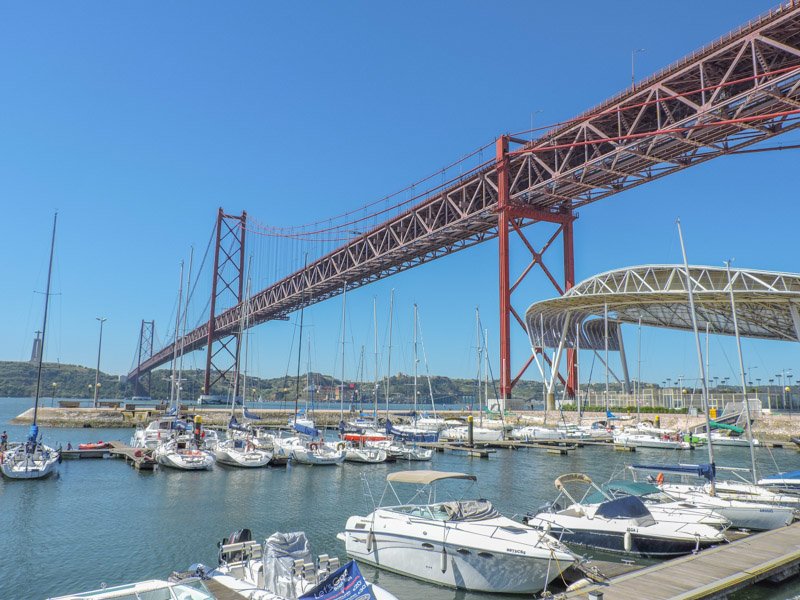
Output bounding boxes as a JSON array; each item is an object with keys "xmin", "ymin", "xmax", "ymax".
[{"xmin": 218, "ymin": 528, "xmax": 253, "ymax": 564}]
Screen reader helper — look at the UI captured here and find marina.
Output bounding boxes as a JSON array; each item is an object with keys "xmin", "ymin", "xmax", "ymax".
[{"xmin": 3, "ymin": 1, "xmax": 800, "ymax": 599}]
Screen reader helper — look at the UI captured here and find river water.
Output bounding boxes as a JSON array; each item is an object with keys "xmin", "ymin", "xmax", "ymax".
[{"xmin": 1, "ymin": 397, "xmax": 800, "ymax": 599}]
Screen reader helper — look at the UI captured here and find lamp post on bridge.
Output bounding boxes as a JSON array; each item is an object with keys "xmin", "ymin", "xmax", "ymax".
[
  {"xmin": 631, "ymin": 48, "xmax": 646, "ymax": 90},
  {"xmin": 93, "ymin": 317, "xmax": 107, "ymax": 408}
]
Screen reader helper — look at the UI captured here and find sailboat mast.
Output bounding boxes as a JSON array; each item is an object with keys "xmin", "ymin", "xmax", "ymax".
[
  {"xmin": 413, "ymin": 303, "xmax": 419, "ymax": 418},
  {"xmin": 373, "ymin": 296, "xmax": 379, "ymax": 424},
  {"xmin": 483, "ymin": 329, "xmax": 489, "ymax": 428},
  {"xmin": 604, "ymin": 301, "xmax": 610, "ymax": 413},
  {"xmin": 293, "ymin": 255, "xmax": 308, "ymax": 426},
  {"xmin": 241, "ymin": 269, "xmax": 253, "ymax": 414},
  {"xmin": 340, "ymin": 283, "xmax": 347, "ymax": 421},
  {"xmin": 32, "ymin": 212, "xmax": 58, "ymax": 428},
  {"xmin": 637, "ymin": 316, "xmax": 642, "ymax": 422},
  {"xmin": 176, "ymin": 247, "xmax": 193, "ymax": 406},
  {"xmin": 169, "ymin": 260, "xmax": 185, "ymax": 409},
  {"xmin": 725, "ymin": 260, "xmax": 759, "ymax": 483},
  {"xmin": 385, "ymin": 289, "xmax": 394, "ymax": 418},
  {"xmin": 475, "ymin": 308, "xmax": 482, "ymax": 415},
  {"xmin": 676, "ymin": 220, "xmax": 716, "ymax": 492}
]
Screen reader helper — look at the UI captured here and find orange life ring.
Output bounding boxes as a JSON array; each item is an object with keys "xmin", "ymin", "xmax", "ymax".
[{"xmin": 656, "ymin": 472, "xmax": 665, "ymax": 486}]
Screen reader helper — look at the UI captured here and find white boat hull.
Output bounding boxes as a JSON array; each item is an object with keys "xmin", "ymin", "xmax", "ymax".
[
  {"xmin": 345, "ymin": 447, "xmax": 388, "ymax": 463},
  {"xmin": 291, "ymin": 446, "xmax": 345, "ymax": 465},
  {"xmin": 0, "ymin": 445, "xmax": 59, "ymax": 480},
  {"xmin": 215, "ymin": 446, "xmax": 272, "ymax": 468},
  {"xmin": 614, "ymin": 433, "xmax": 691, "ymax": 450},
  {"xmin": 441, "ymin": 426, "xmax": 503, "ymax": 442},
  {"xmin": 155, "ymin": 447, "xmax": 215, "ymax": 470},
  {"xmin": 662, "ymin": 487, "xmax": 794, "ymax": 530},
  {"xmin": 344, "ymin": 515, "xmax": 572, "ymax": 593}
]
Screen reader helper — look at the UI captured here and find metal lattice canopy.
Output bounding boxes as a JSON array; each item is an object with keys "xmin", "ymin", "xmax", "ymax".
[{"xmin": 526, "ymin": 265, "xmax": 800, "ymax": 350}]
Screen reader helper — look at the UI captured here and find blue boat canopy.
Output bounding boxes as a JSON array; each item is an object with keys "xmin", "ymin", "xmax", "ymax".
[
  {"xmin": 294, "ymin": 423, "xmax": 321, "ymax": 438},
  {"xmin": 595, "ymin": 495, "xmax": 651, "ymax": 520},
  {"xmin": 762, "ymin": 469, "xmax": 800, "ymax": 480}
]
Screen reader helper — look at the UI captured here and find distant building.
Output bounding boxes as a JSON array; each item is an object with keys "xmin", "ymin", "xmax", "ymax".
[{"xmin": 30, "ymin": 331, "xmax": 42, "ymax": 363}]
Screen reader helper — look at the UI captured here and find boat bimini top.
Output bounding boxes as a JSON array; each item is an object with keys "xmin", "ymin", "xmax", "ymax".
[{"xmin": 387, "ymin": 470, "xmax": 477, "ymax": 485}]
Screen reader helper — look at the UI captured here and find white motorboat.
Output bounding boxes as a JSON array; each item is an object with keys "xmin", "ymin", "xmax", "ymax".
[
  {"xmin": 341, "ymin": 470, "xmax": 577, "ymax": 594},
  {"xmin": 510, "ymin": 425, "xmax": 562, "ymax": 440},
  {"xmin": 344, "ymin": 445, "xmax": 388, "ymax": 463},
  {"xmin": 440, "ymin": 425, "xmax": 503, "ymax": 442},
  {"xmin": 614, "ymin": 431, "xmax": 692, "ymax": 450},
  {"xmin": 155, "ymin": 438, "xmax": 216, "ymax": 470},
  {"xmin": 630, "ymin": 464, "xmax": 795, "ymax": 530},
  {"xmin": 584, "ymin": 480, "xmax": 731, "ymax": 530},
  {"xmin": 214, "ymin": 438, "xmax": 272, "ymax": 468},
  {"xmin": 524, "ymin": 473, "xmax": 726, "ymax": 558},
  {"xmin": 3, "ymin": 213, "xmax": 61, "ymax": 480},
  {"xmin": 695, "ymin": 431, "xmax": 760, "ymax": 447},
  {"xmin": 0, "ymin": 438, "xmax": 60, "ymax": 480},
  {"xmin": 48, "ymin": 578, "xmax": 218, "ymax": 600},
  {"xmin": 203, "ymin": 529, "xmax": 399, "ymax": 600},
  {"xmin": 291, "ymin": 441, "xmax": 346, "ymax": 466}
]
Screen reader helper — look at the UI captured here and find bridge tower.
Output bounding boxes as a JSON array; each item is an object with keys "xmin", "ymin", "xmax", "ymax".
[
  {"xmin": 133, "ymin": 319, "xmax": 154, "ymax": 396},
  {"xmin": 203, "ymin": 208, "xmax": 247, "ymax": 396},
  {"xmin": 496, "ymin": 135, "xmax": 577, "ymax": 402}
]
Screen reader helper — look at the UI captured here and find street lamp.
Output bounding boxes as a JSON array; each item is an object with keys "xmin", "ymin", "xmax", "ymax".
[
  {"xmin": 51, "ymin": 382, "xmax": 57, "ymax": 408},
  {"xmin": 631, "ymin": 48, "xmax": 646, "ymax": 90},
  {"xmin": 93, "ymin": 317, "xmax": 107, "ymax": 408}
]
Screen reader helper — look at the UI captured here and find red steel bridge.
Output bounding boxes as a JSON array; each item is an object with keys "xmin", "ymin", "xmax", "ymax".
[{"xmin": 128, "ymin": 2, "xmax": 800, "ymax": 398}]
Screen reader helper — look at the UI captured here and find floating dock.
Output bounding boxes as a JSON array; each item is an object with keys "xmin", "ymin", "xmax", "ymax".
[{"xmin": 564, "ymin": 522, "xmax": 800, "ymax": 599}]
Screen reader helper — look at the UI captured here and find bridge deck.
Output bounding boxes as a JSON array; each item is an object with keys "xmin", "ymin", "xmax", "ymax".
[{"xmin": 566, "ymin": 522, "xmax": 800, "ymax": 599}]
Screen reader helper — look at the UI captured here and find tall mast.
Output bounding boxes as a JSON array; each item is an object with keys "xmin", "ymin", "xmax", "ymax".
[
  {"xmin": 339, "ymin": 282, "xmax": 347, "ymax": 421},
  {"xmin": 373, "ymin": 296, "xmax": 379, "ymax": 425},
  {"xmin": 169, "ymin": 260, "xmax": 184, "ymax": 409},
  {"xmin": 483, "ymin": 329, "xmax": 489, "ymax": 428},
  {"xmin": 725, "ymin": 260, "xmax": 758, "ymax": 483},
  {"xmin": 604, "ymin": 301, "xmax": 610, "ymax": 413},
  {"xmin": 385, "ymin": 289, "xmax": 394, "ymax": 418},
  {"xmin": 475, "ymin": 308, "xmax": 482, "ymax": 415},
  {"xmin": 676, "ymin": 220, "xmax": 716, "ymax": 493},
  {"xmin": 576, "ymin": 320, "xmax": 582, "ymax": 419},
  {"xmin": 177, "ymin": 247, "xmax": 193, "ymax": 406},
  {"xmin": 241, "ymin": 268, "xmax": 253, "ymax": 415},
  {"xmin": 294, "ymin": 254, "xmax": 307, "ymax": 426},
  {"xmin": 637, "ymin": 316, "xmax": 642, "ymax": 422},
  {"xmin": 413, "ymin": 303, "xmax": 419, "ymax": 417},
  {"xmin": 32, "ymin": 212, "xmax": 58, "ymax": 430}
]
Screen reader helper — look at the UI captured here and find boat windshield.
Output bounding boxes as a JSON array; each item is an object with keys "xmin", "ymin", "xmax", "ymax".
[{"xmin": 390, "ymin": 500, "xmax": 498, "ymax": 522}]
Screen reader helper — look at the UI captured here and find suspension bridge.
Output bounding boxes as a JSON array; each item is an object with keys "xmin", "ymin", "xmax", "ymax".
[{"xmin": 127, "ymin": 2, "xmax": 800, "ymax": 399}]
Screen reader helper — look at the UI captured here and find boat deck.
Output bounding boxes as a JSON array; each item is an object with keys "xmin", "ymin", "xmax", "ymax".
[
  {"xmin": 564, "ymin": 521, "xmax": 800, "ymax": 599},
  {"xmin": 204, "ymin": 579, "xmax": 249, "ymax": 599}
]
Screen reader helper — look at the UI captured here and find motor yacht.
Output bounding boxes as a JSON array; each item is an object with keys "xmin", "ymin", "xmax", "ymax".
[
  {"xmin": 340, "ymin": 470, "xmax": 577, "ymax": 593},
  {"xmin": 524, "ymin": 473, "xmax": 726, "ymax": 558}
]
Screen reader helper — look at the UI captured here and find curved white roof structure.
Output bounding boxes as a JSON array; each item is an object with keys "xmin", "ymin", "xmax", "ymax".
[{"xmin": 526, "ymin": 265, "xmax": 800, "ymax": 351}]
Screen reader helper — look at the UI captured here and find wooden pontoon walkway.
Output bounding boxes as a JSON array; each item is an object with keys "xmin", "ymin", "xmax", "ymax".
[{"xmin": 565, "ymin": 522, "xmax": 800, "ymax": 599}]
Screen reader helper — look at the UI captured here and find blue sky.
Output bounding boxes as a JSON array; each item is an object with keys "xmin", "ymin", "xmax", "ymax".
[{"xmin": 1, "ymin": 1, "xmax": 798, "ymax": 390}]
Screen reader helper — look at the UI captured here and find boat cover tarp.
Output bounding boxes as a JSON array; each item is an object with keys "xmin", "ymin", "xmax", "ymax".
[
  {"xmin": 243, "ymin": 407, "xmax": 260, "ymax": 420},
  {"xmin": 228, "ymin": 416, "xmax": 249, "ymax": 432},
  {"xmin": 299, "ymin": 560, "xmax": 377, "ymax": 600},
  {"xmin": 441, "ymin": 499, "xmax": 499, "ymax": 522},
  {"xmin": 595, "ymin": 495, "xmax": 652, "ymax": 520},
  {"xmin": 294, "ymin": 423, "xmax": 321, "ymax": 438},
  {"xmin": 709, "ymin": 420, "xmax": 745, "ymax": 434},
  {"xmin": 762, "ymin": 469, "xmax": 800, "ymax": 481},
  {"xmin": 263, "ymin": 531, "xmax": 312, "ymax": 598},
  {"xmin": 632, "ymin": 463, "xmax": 716, "ymax": 481}
]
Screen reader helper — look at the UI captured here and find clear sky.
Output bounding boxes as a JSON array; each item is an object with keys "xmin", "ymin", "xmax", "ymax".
[{"xmin": 1, "ymin": 1, "xmax": 798, "ymax": 390}]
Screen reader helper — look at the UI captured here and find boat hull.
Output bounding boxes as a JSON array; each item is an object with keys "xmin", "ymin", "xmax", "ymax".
[
  {"xmin": 214, "ymin": 448, "xmax": 272, "ymax": 468},
  {"xmin": 156, "ymin": 450, "xmax": 215, "ymax": 470}
]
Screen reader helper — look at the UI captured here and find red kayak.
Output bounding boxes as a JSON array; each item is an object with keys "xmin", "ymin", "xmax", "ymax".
[{"xmin": 78, "ymin": 441, "xmax": 110, "ymax": 450}]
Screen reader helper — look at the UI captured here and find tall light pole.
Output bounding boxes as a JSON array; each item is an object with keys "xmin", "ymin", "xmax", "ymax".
[
  {"xmin": 631, "ymin": 48, "xmax": 646, "ymax": 90},
  {"xmin": 93, "ymin": 317, "xmax": 107, "ymax": 408}
]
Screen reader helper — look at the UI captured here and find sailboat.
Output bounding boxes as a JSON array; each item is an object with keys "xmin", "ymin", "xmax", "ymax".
[{"xmin": 1, "ymin": 213, "xmax": 61, "ymax": 480}]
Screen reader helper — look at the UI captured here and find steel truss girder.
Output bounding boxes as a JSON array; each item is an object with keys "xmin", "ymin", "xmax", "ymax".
[{"xmin": 129, "ymin": 3, "xmax": 800, "ymax": 380}]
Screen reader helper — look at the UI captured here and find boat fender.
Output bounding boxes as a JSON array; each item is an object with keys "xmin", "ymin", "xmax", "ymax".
[
  {"xmin": 623, "ymin": 531, "xmax": 633, "ymax": 553},
  {"xmin": 543, "ymin": 521, "xmax": 551, "ymax": 535},
  {"xmin": 309, "ymin": 442, "xmax": 319, "ymax": 451},
  {"xmin": 694, "ymin": 534, "xmax": 700, "ymax": 553},
  {"xmin": 440, "ymin": 547, "xmax": 448, "ymax": 573},
  {"xmin": 336, "ymin": 442, "xmax": 346, "ymax": 451},
  {"xmin": 656, "ymin": 472, "xmax": 664, "ymax": 486},
  {"xmin": 366, "ymin": 531, "xmax": 375, "ymax": 553}
]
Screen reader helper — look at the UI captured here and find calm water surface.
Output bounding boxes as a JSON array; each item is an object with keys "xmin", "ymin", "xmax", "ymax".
[{"xmin": 2, "ymin": 397, "xmax": 800, "ymax": 599}]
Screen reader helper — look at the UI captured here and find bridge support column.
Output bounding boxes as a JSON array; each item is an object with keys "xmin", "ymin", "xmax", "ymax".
[
  {"xmin": 496, "ymin": 135, "xmax": 578, "ymax": 401},
  {"xmin": 203, "ymin": 208, "xmax": 247, "ymax": 397},
  {"xmin": 133, "ymin": 319, "xmax": 154, "ymax": 397}
]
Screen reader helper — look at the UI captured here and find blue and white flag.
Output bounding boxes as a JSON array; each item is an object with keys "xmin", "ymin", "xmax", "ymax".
[{"xmin": 299, "ymin": 560, "xmax": 377, "ymax": 600}]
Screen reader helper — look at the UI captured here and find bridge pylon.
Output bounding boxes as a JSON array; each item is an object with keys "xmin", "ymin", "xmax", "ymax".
[
  {"xmin": 496, "ymin": 135, "xmax": 577, "ymax": 401},
  {"xmin": 133, "ymin": 319, "xmax": 155, "ymax": 397},
  {"xmin": 203, "ymin": 208, "xmax": 247, "ymax": 396}
]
